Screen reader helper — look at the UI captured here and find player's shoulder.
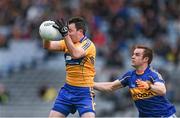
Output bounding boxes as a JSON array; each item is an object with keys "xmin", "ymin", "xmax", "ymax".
[
  {"xmin": 82, "ymin": 38, "xmax": 95, "ymax": 50},
  {"xmin": 123, "ymin": 69, "xmax": 134, "ymax": 78},
  {"xmin": 117, "ymin": 70, "xmax": 133, "ymax": 82},
  {"xmin": 148, "ymin": 66, "xmax": 163, "ymax": 79},
  {"xmin": 81, "ymin": 38, "xmax": 93, "ymax": 44}
]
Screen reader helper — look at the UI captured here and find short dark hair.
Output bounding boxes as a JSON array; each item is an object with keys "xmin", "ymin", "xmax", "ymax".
[
  {"xmin": 68, "ymin": 17, "xmax": 87, "ymax": 35},
  {"xmin": 132, "ymin": 45, "xmax": 153, "ymax": 65}
]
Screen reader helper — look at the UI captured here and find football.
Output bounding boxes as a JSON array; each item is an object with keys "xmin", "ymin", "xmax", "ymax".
[{"xmin": 39, "ymin": 20, "xmax": 61, "ymax": 40}]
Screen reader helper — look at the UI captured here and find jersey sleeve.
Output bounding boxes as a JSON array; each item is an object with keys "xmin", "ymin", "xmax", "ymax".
[
  {"xmin": 82, "ymin": 39, "xmax": 92, "ymax": 51},
  {"xmin": 81, "ymin": 39, "xmax": 96, "ymax": 56},
  {"xmin": 117, "ymin": 71, "xmax": 132, "ymax": 87},
  {"xmin": 59, "ymin": 40, "xmax": 66, "ymax": 52},
  {"xmin": 150, "ymin": 71, "xmax": 165, "ymax": 84}
]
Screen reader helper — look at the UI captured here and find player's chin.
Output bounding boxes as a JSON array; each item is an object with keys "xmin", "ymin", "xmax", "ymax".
[
  {"xmin": 131, "ymin": 64, "xmax": 138, "ymax": 68},
  {"xmin": 131, "ymin": 62, "xmax": 135, "ymax": 67}
]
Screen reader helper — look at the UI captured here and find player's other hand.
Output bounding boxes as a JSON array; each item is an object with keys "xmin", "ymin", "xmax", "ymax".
[
  {"xmin": 136, "ymin": 79, "xmax": 150, "ymax": 90},
  {"xmin": 53, "ymin": 18, "xmax": 68, "ymax": 37}
]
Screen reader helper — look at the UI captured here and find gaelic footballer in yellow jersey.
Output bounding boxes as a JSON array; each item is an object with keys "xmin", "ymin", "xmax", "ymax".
[
  {"xmin": 43, "ymin": 17, "xmax": 96, "ymax": 118},
  {"xmin": 59, "ymin": 37, "xmax": 96, "ymax": 87}
]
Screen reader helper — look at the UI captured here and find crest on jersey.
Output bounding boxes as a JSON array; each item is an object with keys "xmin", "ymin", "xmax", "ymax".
[{"xmin": 66, "ymin": 55, "xmax": 72, "ymax": 60}]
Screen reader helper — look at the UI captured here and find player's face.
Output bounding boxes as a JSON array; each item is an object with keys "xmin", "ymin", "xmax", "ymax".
[
  {"xmin": 131, "ymin": 48, "xmax": 146, "ymax": 68},
  {"xmin": 68, "ymin": 23, "xmax": 81, "ymax": 43}
]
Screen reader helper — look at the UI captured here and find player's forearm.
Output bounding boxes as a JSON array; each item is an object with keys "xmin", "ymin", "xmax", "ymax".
[
  {"xmin": 94, "ymin": 82, "xmax": 114, "ymax": 92},
  {"xmin": 43, "ymin": 40, "xmax": 64, "ymax": 51},
  {"xmin": 150, "ymin": 84, "xmax": 166, "ymax": 96},
  {"xmin": 64, "ymin": 35, "xmax": 84, "ymax": 59},
  {"xmin": 94, "ymin": 80, "xmax": 123, "ymax": 92}
]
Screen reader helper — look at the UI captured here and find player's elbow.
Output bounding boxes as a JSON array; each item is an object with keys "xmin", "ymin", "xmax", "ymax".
[
  {"xmin": 160, "ymin": 89, "xmax": 166, "ymax": 96},
  {"xmin": 71, "ymin": 52, "xmax": 85, "ymax": 59},
  {"xmin": 43, "ymin": 40, "xmax": 50, "ymax": 49},
  {"xmin": 71, "ymin": 53, "xmax": 81, "ymax": 59},
  {"xmin": 158, "ymin": 88, "xmax": 166, "ymax": 96}
]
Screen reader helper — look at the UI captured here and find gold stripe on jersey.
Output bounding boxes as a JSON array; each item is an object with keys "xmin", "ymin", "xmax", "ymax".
[{"xmin": 59, "ymin": 39, "xmax": 96, "ymax": 87}]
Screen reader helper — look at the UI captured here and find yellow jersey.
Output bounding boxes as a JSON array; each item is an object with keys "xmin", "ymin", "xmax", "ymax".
[{"xmin": 59, "ymin": 37, "xmax": 96, "ymax": 87}]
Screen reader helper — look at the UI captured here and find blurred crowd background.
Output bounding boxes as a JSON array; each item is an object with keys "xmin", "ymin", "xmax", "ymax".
[{"xmin": 0, "ymin": 0, "xmax": 180, "ymax": 117}]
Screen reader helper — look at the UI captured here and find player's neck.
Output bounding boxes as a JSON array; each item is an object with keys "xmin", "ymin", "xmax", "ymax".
[
  {"xmin": 135, "ymin": 64, "xmax": 148, "ymax": 75},
  {"xmin": 78, "ymin": 34, "xmax": 85, "ymax": 42}
]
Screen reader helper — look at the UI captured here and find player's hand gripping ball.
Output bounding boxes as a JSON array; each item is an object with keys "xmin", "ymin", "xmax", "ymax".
[
  {"xmin": 53, "ymin": 18, "xmax": 68, "ymax": 37},
  {"xmin": 39, "ymin": 20, "xmax": 61, "ymax": 40}
]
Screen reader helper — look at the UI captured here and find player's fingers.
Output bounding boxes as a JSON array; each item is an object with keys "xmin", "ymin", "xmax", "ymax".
[
  {"xmin": 52, "ymin": 25, "xmax": 59, "ymax": 29},
  {"xmin": 138, "ymin": 81, "xmax": 145, "ymax": 84},
  {"xmin": 90, "ymin": 91, "xmax": 95, "ymax": 97},
  {"xmin": 137, "ymin": 82, "xmax": 145, "ymax": 86},
  {"xmin": 136, "ymin": 81, "xmax": 143, "ymax": 85},
  {"xmin": 136, "ymin": 79, "xmax": 141, "ymax": 83},
  {"xmin": 138, "ymin": 85, "xmax": 145, "ymax": 88},
  {"xmin": 61, "ymin": 18, "xmax": 66, "ymax": 25},
  {"xmin": 55, "ymin": 20, "xmax": 63, "ymax": 27},
  {"xmin": 136, "ymin": 81, "xmax": 141, "ymax": 84}
]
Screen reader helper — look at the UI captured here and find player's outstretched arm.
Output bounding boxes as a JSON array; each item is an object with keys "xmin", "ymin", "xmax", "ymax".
[{"xmin": 94, "ymin": 80, "xmax": 123, "ymax": 92}]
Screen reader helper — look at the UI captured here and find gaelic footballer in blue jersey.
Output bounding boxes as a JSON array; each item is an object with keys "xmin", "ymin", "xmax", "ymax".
[{"xmin": 94, "ymin": 45, "xmax": 176, "ymax": 117}]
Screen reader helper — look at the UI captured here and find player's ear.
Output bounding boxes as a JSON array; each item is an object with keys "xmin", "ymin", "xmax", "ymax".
[
  {"xmin": 144, "ymin": 57, "xmax": 149, "ymax": 63},
  {"xmin": 78, "ymin": 29, "xmax": 83, "ymax": 34}
]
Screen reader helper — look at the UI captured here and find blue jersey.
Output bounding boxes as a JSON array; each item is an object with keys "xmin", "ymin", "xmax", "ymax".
[{"xmin": 118, "ymin": 66, "xmax": 176, "ymax": 117}]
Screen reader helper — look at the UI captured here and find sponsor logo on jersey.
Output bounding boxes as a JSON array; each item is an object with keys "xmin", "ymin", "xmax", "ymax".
[{"xmin": 130, "ymin": 87, "xmax": 157, "ymax": 100}]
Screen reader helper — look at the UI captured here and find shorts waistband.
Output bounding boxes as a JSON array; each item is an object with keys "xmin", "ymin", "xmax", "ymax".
[{"xmin": 64, "ymin": 83, "xmax": 93, "ymax": 90}]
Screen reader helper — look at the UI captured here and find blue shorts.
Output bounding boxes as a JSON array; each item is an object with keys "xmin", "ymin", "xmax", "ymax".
[{"xmin": 52, "ymin": 83, "xmax": 96, "ymax": 117}]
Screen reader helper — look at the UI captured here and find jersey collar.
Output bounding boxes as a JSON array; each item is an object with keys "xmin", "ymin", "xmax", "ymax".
[
  {"xmin": 80, "ymin": 36, "xmax": 87, "ymax": 43},
  {"xmin": 135, "ymin": 65, "xmax": 151, "ymax": 75}
]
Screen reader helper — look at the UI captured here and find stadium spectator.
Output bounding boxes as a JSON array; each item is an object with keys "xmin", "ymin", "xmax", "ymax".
[
  {"xmin": 0, "ymin": 34, "xmax": 9, "ymax": 49},
  {"xmin": 0, "ymin": 83, "xmax": 9, "ymax": 104},
  {"xmin": 38, "ymin": 85, "xmax": 57, "ymax": 102}
]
